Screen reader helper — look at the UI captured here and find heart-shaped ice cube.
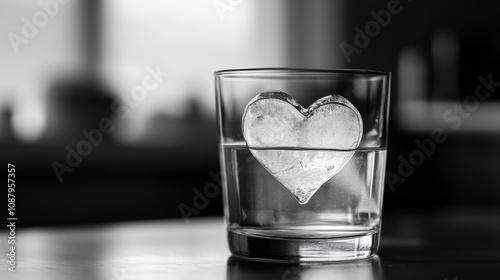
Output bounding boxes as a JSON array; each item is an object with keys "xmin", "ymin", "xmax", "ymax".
[{"xmin": 242, "ymin": 91, "xmax": 363, "ymax": 204}]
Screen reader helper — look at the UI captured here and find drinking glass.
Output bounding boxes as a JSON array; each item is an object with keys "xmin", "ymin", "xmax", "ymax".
[{"xmin": 215, "ymin": 68, "xmax": 391, "ymax": 262}]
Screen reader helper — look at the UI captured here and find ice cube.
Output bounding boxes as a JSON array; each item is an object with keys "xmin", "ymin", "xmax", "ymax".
[{"xmin": 242, "ymin": 91, "xmax": 363, "ymax": 204}]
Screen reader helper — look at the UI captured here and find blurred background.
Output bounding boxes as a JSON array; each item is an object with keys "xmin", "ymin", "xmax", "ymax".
[{"xmin": 1, "ymin": 0, "xmax": 499, "ymax": 227}]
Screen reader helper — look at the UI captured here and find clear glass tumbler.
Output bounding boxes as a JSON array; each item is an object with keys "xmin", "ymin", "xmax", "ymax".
[{"xmin": 215, "ymin": 68, "xmax": 391, "ymax": 262}]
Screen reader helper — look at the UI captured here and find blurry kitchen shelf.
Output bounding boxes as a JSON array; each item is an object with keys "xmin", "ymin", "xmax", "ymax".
[
  {"xmin": 397, "ymin": 101, "xmax": 500, "ymax": 133},
  {"xmin": 0, "ymin": 144, "xmax": 218, "ymax": 168}
]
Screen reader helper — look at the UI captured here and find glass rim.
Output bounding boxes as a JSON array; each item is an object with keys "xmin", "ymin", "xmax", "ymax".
[{"xmin": 214, "ymin": 67, "xmax": 390, "ymax": 77}]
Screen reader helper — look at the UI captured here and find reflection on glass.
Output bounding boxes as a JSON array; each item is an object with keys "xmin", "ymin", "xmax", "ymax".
[{"xmin": 226, "ymin": 256, "xmax": 382, "ymax": 280}]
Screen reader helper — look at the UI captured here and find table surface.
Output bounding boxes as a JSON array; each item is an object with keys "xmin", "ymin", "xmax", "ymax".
[{"xmin": 1, "ymin": 209, "xmax": 500, "ymax": 280}]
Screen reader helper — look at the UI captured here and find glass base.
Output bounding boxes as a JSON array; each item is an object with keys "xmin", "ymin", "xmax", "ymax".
[{"xmin": 228, "ymin": 229, "xmax": 380, "ymax": 262}]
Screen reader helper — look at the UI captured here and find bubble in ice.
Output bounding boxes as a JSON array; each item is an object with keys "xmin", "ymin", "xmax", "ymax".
[{"xmin": 242, "ymin": 91, "xmax": 363, "ymax": 204}]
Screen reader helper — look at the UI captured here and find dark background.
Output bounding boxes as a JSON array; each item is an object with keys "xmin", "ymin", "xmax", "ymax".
[{"xmin": 1, "ymin": 0, "xmax": 499, "ymax": 227}]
